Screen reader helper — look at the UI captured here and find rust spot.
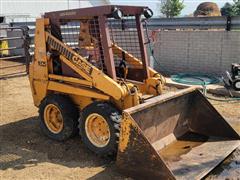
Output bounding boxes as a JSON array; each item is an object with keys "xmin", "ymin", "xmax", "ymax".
[{"xmin": 118, "ymin": 112, "xmax": 132, "ymax": 153}]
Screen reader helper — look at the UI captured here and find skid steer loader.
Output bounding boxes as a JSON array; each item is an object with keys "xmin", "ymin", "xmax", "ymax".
[{"xmin": 29, "ymin": 6, "xmax": 240, "ymax": 179}]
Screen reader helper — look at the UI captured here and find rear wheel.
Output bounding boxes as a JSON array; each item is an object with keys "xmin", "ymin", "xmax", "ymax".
[
  {"xmin": 79, "ymin": 102, "xmax": 121, "ymax": 156},
  {"xmin": 39, "ymin": 94, "xmax": 79, "ymax": 141}
]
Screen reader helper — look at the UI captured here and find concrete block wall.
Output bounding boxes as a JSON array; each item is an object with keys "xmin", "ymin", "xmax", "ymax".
[{"xmin": 153, "ymin": 31, "xmax": 240, "ymax": 76}]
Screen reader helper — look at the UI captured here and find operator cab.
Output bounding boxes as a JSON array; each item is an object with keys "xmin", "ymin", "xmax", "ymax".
[{"xmin": 44, "ymin": 6, "xmax": 153, "ymax": 83}]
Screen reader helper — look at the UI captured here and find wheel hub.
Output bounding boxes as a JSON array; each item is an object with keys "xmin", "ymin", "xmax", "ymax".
[
  {"xmin": 85, "ymin": 113, "xmax": 110, "ymax": 148},
  {"xmin": 235, "ymin": 81, "xmax": 240, "ymax": 89},
  {"xmin": 44, "ymin": 104, "xmax": 63, "ymax": 134}
]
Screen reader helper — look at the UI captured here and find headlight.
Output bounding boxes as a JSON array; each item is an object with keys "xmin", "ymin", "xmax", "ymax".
[
  {"xmin": 112, "ymin": 7, "xmax": 123, "ymax": 20},
  {"xmin": 143, "ymin": 8, "xmax": 153, "ymax": 19}
]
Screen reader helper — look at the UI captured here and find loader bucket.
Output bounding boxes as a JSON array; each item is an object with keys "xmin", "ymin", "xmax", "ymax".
[{"xmin": 117, "ymin": 87, "xmax": 240, "ymax": 180}]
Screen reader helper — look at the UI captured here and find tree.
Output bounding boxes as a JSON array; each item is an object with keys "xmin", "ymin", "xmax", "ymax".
[
  {"xmin": 221, "ymin": 0, "xmax": 240, "ymax": 16},
  {"xmin": 160, "ymin": 0, "xmax": 185, "ymax": 18},
  {"xmin": 232, "ymin": 0, "xmax": 240, "ymax": 15},
  {"xmin": 221, "ymin": 3, "xmax": 233, "ymax": 16}
]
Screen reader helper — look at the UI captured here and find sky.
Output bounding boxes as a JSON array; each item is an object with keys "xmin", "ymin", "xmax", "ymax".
[
  {"xmin": 0, "ymin": 0, "xmax": 235, "ymax": 18},
  {"xmin": 110, "ymin": 0, "xmax": 234, "ymax": 16}
]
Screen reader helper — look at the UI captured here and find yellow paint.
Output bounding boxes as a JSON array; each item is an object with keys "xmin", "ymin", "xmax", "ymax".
[
  {"xmin": 112, "ymin": 43, "xmax": 165, "ymax": 96},
  {"xmin": 48, "ymin": 74, "xmax": 92, "ymax": 87},
  {"xmin": 145, "ymin": 77, "xmax": 164, "ymax": 95},
  {"xmin": 85, "ymin": 113, "xmax": 110, "ymax": 147},
  {"xmin": 29, "ymin": 18, "xmax": 49, "ymax": 106},
  {"xmin": 44, "ymin": 104, "xmax": 64, "ymax": 134},
  {"xmin": 69, "ymin": 95, "xmax": 93, "ymax": 110},
  {"xmin": 46, "ymin": 32, "xmax": 128, "ymax": 101},
  {"xmin": 112, "ymin": 43, "xmax": 165, "ymax": 79},
  {"xmin": 30, "ymin": 17, "xmax": 166, "ymax": 115},
  {"xmin": 0, "ymin": 40, "xmax": 9, "ymax": 56},
  {"xmin": 118, "ymin": 112, "xmax": 133, "ymax": 152},
  {"xmin": 47, "ymin": 81, "xmax": 110, "ymax": 100}
]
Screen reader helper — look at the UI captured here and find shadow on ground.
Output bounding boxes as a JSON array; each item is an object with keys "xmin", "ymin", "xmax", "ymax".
[
  {"xmin": 0, "ymin": 116, "xmax": 239, "ymax": 179},
  {"xmin": 0, "ymin": 116, "xmax": 123, "ymax": 178}
]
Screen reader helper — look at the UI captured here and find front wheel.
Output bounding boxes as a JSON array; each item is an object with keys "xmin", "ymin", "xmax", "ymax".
[{"xmin": 79, "ymin": 102, "xmax": 121, "ymax": 156}]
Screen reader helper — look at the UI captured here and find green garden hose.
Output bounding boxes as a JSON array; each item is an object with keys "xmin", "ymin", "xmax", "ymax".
[
  {"xmin": 171, "ymin": 73, "xmax": 219, "ymax": 85},
  {"xmin": 171, "ymin": 73, "xmax": 240, "ymax": 102},
  {"xmin": 145, "ymin": 22, "xmax": 240, "ymax": 102}
]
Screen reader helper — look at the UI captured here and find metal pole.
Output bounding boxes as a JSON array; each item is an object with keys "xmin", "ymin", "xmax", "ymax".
[{"xmin": 226, "ymin": 16, "xmax": 232, "ymax": 31}]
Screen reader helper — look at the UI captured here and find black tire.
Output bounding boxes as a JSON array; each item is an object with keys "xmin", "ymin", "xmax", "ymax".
[
  {"xmin": 39, "ymin": 94, "xmax": 79, "ymax": 141},
  {"xmin": 233, "ymin": 79, "xmax": 240, "ymax": 91},
  {"xmin": 79, "ymin": 102, "xmax": 121, "ymax": 156}
]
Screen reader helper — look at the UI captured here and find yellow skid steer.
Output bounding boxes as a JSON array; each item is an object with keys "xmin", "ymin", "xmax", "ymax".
[{"xmin": 28, "ymin": 6, "xmax": 239, "ymax": 179}]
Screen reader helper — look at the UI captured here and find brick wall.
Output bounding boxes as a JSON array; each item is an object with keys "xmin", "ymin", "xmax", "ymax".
[{"xmin": 153, "ymin": 31, "xmax": 240, "ymax": 76}]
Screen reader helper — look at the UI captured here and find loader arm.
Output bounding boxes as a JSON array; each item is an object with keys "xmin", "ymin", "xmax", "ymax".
[
  {"xmin": 30, "ymin": 18, "xmax": 129, "ymax": 107},
  {"xmin": 112, "ymin": 43, "xmax": 164, "ymax": 78},
  {"xmin": 45, "ymin": 32, "xmax": 128, "ymax": 101},
  {"xmin": 112, "ymin": 44, "xmax": 165, "ymax": 94}
]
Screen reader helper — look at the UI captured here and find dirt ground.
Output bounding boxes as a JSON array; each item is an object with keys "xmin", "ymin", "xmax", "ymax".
[{"xmin": 0, "ymin": 60, "xmax": 239, "ymax": 180}]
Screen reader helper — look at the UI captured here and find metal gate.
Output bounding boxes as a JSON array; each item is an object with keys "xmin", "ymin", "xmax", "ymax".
[{"xmin": 0, "ymin": 26, "xmax": 31, "ymax": 79}]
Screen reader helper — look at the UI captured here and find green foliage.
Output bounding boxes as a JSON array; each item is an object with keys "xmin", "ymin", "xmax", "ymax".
[
  {"xmin": 160, "ymin": 0, "xmax": 185, "ymax": 18},
  {"xmin": 221, "ymin": 3, "xmax": 233, "ymax": 16},
  {"xmin": 232, "ymin": 0, "xmax": 240, "ymax": 15},
  {"xmin": 221, "ymin": 0, "xmax": 240, "ymax": 16}
]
